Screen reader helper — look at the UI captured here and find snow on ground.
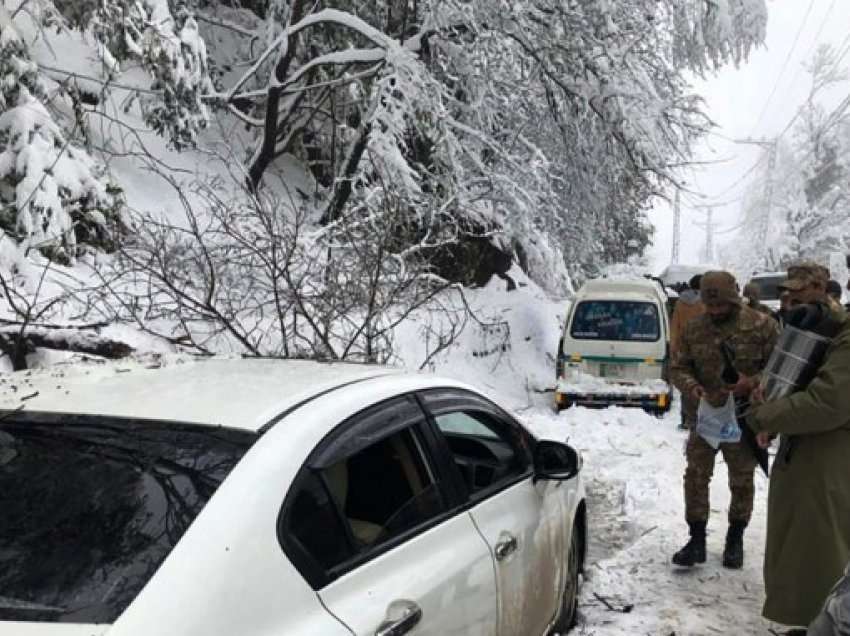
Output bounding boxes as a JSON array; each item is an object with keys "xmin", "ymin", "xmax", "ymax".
[
  {"xmin": 416, "ymin": 271, "xmax": 779, "ymax": 635},
  {"xmin": 530, "ymin": 405, "xmax": 772, "ymax": 635}
]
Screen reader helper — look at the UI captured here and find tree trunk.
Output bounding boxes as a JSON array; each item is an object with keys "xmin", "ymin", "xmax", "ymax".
[
  {"xmin": 0, "ymin": 328, "xmax": 134, "ymax": 370},
  {"xmin": 247, "ymin": 0, "xmax": 308, "ymax": 192}
]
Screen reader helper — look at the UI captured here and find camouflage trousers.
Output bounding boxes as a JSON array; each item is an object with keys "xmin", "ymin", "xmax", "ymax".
[
  {"xmin": 680, "ymin": 392, "xmax": 698, "ymax": 429},
  {"xmin": 684, "ymin": 430, "xmax": 757, "ymax": 524}
]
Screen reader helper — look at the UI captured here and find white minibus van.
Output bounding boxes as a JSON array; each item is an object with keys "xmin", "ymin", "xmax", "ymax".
[{"xmin": 555, "ymin": 278, "xmax": 672, "ymax": 413}]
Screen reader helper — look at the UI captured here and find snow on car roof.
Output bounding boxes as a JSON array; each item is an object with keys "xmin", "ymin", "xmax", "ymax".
[
  {"xmin": 749, "ymin": 271, "xmax": 786, "ymax": 278},
  {"xmin": 578, "ymin": 278, "xmax": 665, "ymax": 300},
  {"xmin": 658, "ymin": 264, "xmax": 716, "ymax": 284},
  {"xmin": 0, "ymin": 357, "xmax": 400, "ymax": 432}
]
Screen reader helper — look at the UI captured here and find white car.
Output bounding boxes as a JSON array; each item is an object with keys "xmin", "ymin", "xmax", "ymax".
[{"xmin": 0, "ymin": 359, "xmax": 587, "ymax": 636}]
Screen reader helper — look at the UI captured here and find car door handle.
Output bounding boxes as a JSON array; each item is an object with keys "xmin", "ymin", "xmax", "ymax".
[
  {"xmin": 494, "ymin": 534, "xmax": 518, "ymax": 561},
  {"xmin": 375, "ymin": 599, "xmax": 422, "ymax": 636}
]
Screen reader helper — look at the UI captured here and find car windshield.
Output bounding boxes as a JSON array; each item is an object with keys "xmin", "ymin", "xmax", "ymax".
[
  {"xmin": 0, "ymin": 414, "xmax": 256, "ymax": 624},
  {"xmin": 750, "ymin": 275, "xmax": 786, "ymax": 301},
  {"xmin": 570, "ymin": 300, "xmax": 660, "ymax": 342}
]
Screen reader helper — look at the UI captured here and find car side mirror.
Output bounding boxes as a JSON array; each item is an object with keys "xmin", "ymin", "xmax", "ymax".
[{"xmin": 534, "ymin": 440, "xmax": 581, "ymax": 482}]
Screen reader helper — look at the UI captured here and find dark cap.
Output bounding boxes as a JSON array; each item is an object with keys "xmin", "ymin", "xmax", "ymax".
[
  {"xmin": 779, "ymin": 261, "xmax": 829, "ymax": 291},
  {"xmin": 827, "ymin": 279, "xmax": 842, "ymax": 298},
  {"xmin": 700, "ymin": 271, "xmax": 740, "ymax": 306}
]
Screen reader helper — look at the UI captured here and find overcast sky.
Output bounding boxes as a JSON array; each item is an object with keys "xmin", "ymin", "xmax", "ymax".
[{"xmin": 647, "ymin": 0, "xmax": 850, "ymax": 274}]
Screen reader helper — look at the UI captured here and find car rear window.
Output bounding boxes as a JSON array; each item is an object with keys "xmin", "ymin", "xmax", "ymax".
[
  {"xmin": 570, "ymin": 300, "xmax": 660, "ymax": 342},
  {"xmin": 750, "ymin": 275, "xmax": 786, "ymax": 301},
  {"xmin": 0, "ymin": 413, "xmax": 256, "ymax": 624}
]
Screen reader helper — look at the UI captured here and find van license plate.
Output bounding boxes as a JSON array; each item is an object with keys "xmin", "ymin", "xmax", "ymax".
[{"xmin": 600, "ymin": 363, "xmax": 625, "ymax": 378}]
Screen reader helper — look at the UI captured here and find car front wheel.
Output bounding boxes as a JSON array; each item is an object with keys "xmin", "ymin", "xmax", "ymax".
[{"xmin": 552, "ymin": 524, "xmax": 581, "ymax": 633}]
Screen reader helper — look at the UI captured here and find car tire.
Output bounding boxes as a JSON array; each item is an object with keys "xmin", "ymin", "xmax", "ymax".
[{"xmin": 552, "ymin": 524, "xmax": 581, "ymax": 633}]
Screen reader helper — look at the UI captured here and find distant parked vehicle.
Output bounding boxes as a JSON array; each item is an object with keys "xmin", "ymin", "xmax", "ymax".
[
  {"xmin": 556, "ymin": 278, "xmax": 672, "ymax": 413},
  {"xmin": 746, "ymin": 271, "xmax": 787, "ymax": 312},
  {"xmin": 657, "ymin": 264, "xmax": 714, "ymax": 313},
  {"xmin": 658, "ymin": 263, "xmax": 715, "ymax": 291},
  {"xmin": 0, "ymin": 359, "xmax": 587, "ymax": 636}
]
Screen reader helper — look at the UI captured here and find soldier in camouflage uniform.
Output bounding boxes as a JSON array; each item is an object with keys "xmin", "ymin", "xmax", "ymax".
[{"xmin": 670, "ymin": 271, "xmax": 780, "ymax": 569}]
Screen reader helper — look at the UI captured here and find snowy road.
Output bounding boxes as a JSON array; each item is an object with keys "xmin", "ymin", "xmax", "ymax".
[
  {"xmin": 522, "ymin": 401, "xmax": 775, "ymax": 636},
  {"xmin": 426, "ymin": 274, "xmax": 780, "ymax": 634}
]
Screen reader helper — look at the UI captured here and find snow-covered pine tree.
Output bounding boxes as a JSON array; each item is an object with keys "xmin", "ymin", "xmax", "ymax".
[
  {"xmin": 90, "ymin": 0, "xmax": 213, "ymax": 149},
  {"xmin": 0, "ymin": 6, "xmax": 121, "ymax": 262}
]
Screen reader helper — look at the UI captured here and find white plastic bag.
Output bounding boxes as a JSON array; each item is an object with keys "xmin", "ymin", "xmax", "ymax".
[{"xmin": 696, "ymin": 393, "xmax": 741, "ymax": 448}]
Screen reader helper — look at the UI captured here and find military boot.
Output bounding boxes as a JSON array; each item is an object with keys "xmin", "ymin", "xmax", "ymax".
[
  {"xmin": 722, "ymin": 521, "xmax": 746, "ymax": 569},
  {"xmin": 672, "ymin": 521, "xmax": 706, "ymax": 567}
]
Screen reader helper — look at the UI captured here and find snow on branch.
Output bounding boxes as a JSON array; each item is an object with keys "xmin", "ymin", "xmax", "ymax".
[{"xmin": 91, "ymin": 0, "xmax": 213, "ymax": 149}]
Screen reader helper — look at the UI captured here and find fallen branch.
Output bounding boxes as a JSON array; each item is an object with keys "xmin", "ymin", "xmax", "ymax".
[
  {"xmin": 592, "ymin": 592, "xmax": 634, "ymax": 614},
  {"xmin": 638, "ymin": 525, "xmax": 658, "ymax": 539},
  {"xmin": 0, "ymin": 328, "xmax": 134, "ymax": 362}
]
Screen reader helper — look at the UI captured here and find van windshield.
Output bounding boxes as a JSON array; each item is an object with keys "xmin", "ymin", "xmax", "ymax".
[
  {"xmin": 0, "ymin": 414, "xmax": 256, "ymax": 624},
  {"xmin": 749, "ymin": 275, "xmax": 786, "ymax": 301},
  {"xmin": 570, "ymin": 300, "xmax": 660, "ymax": 342}
]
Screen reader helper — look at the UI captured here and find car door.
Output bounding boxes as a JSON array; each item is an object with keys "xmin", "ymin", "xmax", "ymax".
[
  {"xmin": 419, "ymin": 389, "xmax": 566, "ymax": 636},
  {"xmin": 280, "ymin": 394, "xmax": 498, "ymax": 636}
]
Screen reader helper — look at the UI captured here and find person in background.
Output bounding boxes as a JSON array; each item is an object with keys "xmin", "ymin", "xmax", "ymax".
[
  {"xmin": 749, "ymin": 262, "xmax": 850, "ymax": 635},
  {"xmin": 670, "ymin": 274, "xmax": 705, "ymax": 431},
  {"xmin": 743, "ymin": 283, "xmax": 774, "ymax": 316},
  {"xmin": 776, "ymin": 290, "xmax": 792, "ymax": 327},
  {"xmin": 670, "ymin": 271, "xmax": 779, "ymax": 569},
  {"xmin": 846, "ymin": 277, "xmax": 850, "ymax": 312},
  {"xmin": 846, "ymin": 278, "xmax": 850, "ymax": 312},
  {"xmin": 827, "ymin": 280, "xmax": 844, "ymax": 310}
]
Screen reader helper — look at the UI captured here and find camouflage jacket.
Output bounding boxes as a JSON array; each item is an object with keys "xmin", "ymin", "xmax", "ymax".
[{"xmin": 671, "ymin": 305, "xmax": 780, "ymax": 405}]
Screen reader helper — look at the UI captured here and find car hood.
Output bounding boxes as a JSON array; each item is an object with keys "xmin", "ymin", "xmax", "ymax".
[{"xmin": 0, "ymin": 624, "xmax": 109, "ymax": 635}]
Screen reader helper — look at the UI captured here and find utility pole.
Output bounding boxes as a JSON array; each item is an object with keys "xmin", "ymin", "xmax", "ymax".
[
  {"xmin": 759, "ymin": 140, "xmax": 778, "ymax": 269},
  {"xmin": 692, "ymin": 206, "xmax": 716, "ymax": 263},
  {"xmin": 671, "ymin": 188, "xmax": 681, "ymax": 264},
  {"xmin": 732, "ymin": 137, "xmax": 779, "ymax": 270}
]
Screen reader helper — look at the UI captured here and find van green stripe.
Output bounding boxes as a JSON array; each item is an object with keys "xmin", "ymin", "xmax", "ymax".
[{"xmin": 561, "ymin": 355, "xmax": 665, "ymax": 364}]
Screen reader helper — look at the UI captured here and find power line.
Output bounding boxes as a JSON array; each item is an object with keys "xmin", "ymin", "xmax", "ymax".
[
  {"xmin": 784, "ymin": 90, "xmax": 850, "ymax": 172},
  {"xmin": 774, "ymin": 0, "xmax": 839, "ymax": 139},
  {"xmin": 785, "ymin": 0, "xmax": 838, "ymax": 91},
  {"xmin": 831, "ymin": 32, "xmax": 850, "ymax": 70},
  {"xmin": 775, "ymin": 33, "xmax": 850, "ymax": 141},
  {"xmin": 751, "ymin": 0, "xmax": 817, "ymax": 136},
  {"xmin": 699, "ymin": 153, "xmax": 768, "ymax": 203}
]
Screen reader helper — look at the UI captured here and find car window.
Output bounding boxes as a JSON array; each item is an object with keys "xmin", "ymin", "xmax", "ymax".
[
  {"xmin": 436, "ymin": 411, "xmax": 500, "ymax": 439},
  {"xmin": 286, "ymin": 469, "xmax": 355, "ymax": 571},
  {"xmin": 282, "ymin": 399, "xmax": 447, "ymax": 587},
  {"xmin": 750, "ymin": 275, "xmax": 786, "ymax": 301},
  {"xmin": 0, "ymin": 415, "xmax": 255, "ymax": 624},
  {"xmin": 323, "ymin": 427, "xmax": 443, "ymax": 549},
  {"xmin": 432, "ymin": 410, "xmax": 530, "ymax": 497},
  {"xmin": 570, "ymin": 300, "xmax": 660, "ymax": 342}
]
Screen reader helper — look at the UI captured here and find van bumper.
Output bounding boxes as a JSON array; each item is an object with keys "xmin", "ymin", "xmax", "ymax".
[{"xmin": 555, "ymin": 390, "xmax": 672, "ymax": 413}]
